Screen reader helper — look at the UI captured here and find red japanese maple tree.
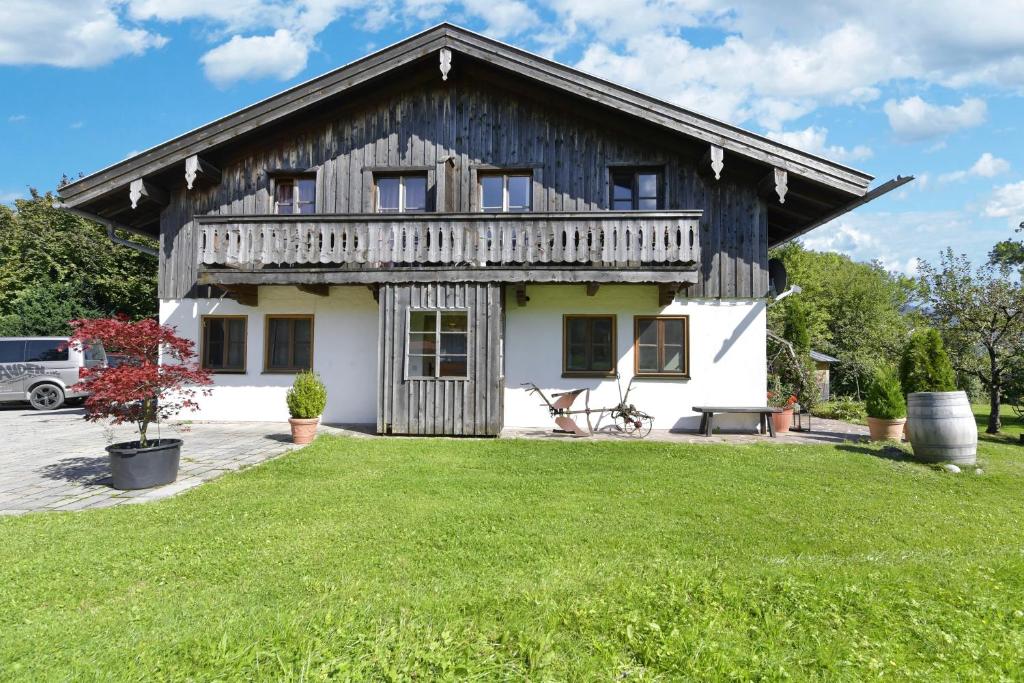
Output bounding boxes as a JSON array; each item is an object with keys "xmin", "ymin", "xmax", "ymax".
[{"xmin": 69, "ymin": 317, "xmax": 212, "ymax": 447}]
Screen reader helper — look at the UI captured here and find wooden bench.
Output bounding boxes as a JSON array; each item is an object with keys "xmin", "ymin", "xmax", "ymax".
[{"xmin": 691, "ymin": 406, "xmax": 784, "ymax": 437}]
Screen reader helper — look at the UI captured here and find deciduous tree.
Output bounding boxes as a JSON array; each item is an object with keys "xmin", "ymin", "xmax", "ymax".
[{"xmin": 917, "ymin": 249, "xmax": 1024, "ymax": 433}]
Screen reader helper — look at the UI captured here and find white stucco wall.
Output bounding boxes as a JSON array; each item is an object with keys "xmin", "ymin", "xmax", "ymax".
[
  {"xmin": 503, "ymin": 284, "xmax": 766, "ymax": 432},
  {"xmin": 159, "ymin": 286, "xmax": 378, "ymax": 424}
]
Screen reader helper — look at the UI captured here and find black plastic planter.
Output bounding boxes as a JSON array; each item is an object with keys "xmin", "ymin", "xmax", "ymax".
[{"xmin": 106, "ymin": 439, "xmax": 183, "ymax": 490}]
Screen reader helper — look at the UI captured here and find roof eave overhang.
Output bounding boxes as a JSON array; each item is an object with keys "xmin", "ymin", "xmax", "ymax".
[{"xmin": 58, "ymin": 23, "xmax": 873, "ymax": 213}]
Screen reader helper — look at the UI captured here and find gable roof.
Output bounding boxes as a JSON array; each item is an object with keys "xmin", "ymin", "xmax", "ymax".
[{"xmin": 58, "ymin": 23, "xmax": 906, "ymax": 243}]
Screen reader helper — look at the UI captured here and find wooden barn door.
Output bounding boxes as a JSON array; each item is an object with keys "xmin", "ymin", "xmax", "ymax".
[{"xmin": 377, "ymin": 283, "xmax": 504, "ymax": 436}]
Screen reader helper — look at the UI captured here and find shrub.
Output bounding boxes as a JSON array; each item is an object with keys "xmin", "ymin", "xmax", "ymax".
[
  {"xmin": 811, "ymin": 397, "xmax": 867, "ymax": 424},
  {"xmin": 866, "ymin": 368, "xmax": 906, "ymax": 420},
  {"xmin": 69, "ymin": 316, "xmax": 212, "ymax": 447},
  {"xmin": 899, "ymin": 328, "xmax": 957, "ymax": 394},
  {"xmin": 286, "ymin": 371, "xmax": 327, "ymax": 419}
]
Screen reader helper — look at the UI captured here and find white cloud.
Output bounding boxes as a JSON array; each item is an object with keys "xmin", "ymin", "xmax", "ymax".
[
  {"xmin": 984, "ymin": 181, "xmax": 1024, "ymax": 223},
  {"xmin": 765, "ymin": 126, "xmax": 872, "ymax": 163},
  {"xmin": 800, "ymin": 208, "xmax": 998, "ymax": 272},
  {"xmin": 0, "ymin": 0, "xmax": 167, "ymax": 67},
  {"xmin": 70, "ymin": 121, "xmax": 85, "ymax": 129},
  {"xmin": 883, "ymin": 96, "xmax": 987, "ymax": 141},
  {"xmin": 938, "ymin": 152, "xmax": 1011, "ymax": 183},
  {"xmin": 200, "ymin": 29, "xmax": 309, "ymax": 87},
  {"xmin": 7, "ymin": 114, "xmax": 27, "ymax": 123},
  {"xmin": 0, "ymin": 189, "xmax": 25, "ymax": 204}
]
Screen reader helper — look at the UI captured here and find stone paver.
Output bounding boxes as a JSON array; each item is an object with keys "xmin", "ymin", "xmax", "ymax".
[
  {"xmin": 0, "ymin": 404, "xmax": 868, "ymax": 516},
  {"xmin": 0, "ymin": 405, "xmax": 365, "ymax": 516}
]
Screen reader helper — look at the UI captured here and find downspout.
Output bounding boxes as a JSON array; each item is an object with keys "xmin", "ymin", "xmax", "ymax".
[{"xmin": 52, "ymin": 203, "xmax": 158, "ymax": 258}]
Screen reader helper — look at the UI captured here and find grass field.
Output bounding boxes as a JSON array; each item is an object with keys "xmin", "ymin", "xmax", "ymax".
[{"xmin": 0, "ymin": 408, "xmax": 1022, "ymax": 680}]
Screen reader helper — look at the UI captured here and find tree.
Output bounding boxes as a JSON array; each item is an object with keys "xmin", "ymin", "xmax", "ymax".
[
  {"xmin": 69, "ymin": 317, "xmax": 212, "ymax": 447},
  {"xmin": 899, "ymin": 328, "xmax": 957, "ymax": 394},
  {"xmin": 917, "ymin": 249, "xmax": 1024, "ymax": 433},
  {"xmin": 0, "ymin": 189, "xmax": 156, "ymax": 335},
  {"xmin": 768, "ymin": 243, "xmax": 918, "ymax": 398},
  {"xmin": 988, "ymin": 221, "xmax": 1024, "ymax": 273}
]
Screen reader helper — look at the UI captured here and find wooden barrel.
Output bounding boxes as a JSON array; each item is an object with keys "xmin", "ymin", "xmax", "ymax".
[{"xmin": 906, "ymin": 391, "xmax": 977, "ymax": 464}]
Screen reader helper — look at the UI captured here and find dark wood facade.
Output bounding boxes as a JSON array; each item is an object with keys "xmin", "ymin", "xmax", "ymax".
[
  {"xmin": 377, "ymin": 282, "xmax": 503, "ymax": 435},
  {"xmin": 157, "ymin": 67, "xmax": 765, "ymax": 300}
]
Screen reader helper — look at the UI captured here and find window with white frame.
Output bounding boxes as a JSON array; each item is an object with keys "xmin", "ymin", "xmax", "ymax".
[
  {"xmin": 376, "ymin": 174, "xmax": 428, "ymax": 213},
  {"xmin": 480, "ymin": 173, "xmax": 531, "ymax": 212},
  {"xmin": 407, "ymin": 310, "xmax": 469, "ymax": 379}
]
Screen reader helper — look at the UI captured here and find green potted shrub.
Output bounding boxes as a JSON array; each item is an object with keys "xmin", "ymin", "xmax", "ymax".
[
  {"xmin": 286, "ymin": 371, "xmax": 327, "ymax": 444},
  {"xmin": 899, "ymin": 328, "xmax": 976, "ymax": 464},
  {"xmin": 767, "ymin": 374, "xmax": 798, "ymax": 434},
  {"xmin": 866, "ymin": 367, "xmax": 906, "ymax": 442}
]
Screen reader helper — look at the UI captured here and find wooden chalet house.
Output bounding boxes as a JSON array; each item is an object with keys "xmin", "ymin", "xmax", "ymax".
[{"xmin": 57, "ymin": 25, "xmax": 906, "ymax": 436}]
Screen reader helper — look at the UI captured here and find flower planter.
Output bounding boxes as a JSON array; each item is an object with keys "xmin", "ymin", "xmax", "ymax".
[
  {"xmin": 289, "ymin": 417, "xmax": 320, "ymax": 445},
  {"xmin": 867, "ymin": 417, "xmax": 906, "ymax": 442},
  {"xmin": 106, "ymin": 439, "xmax": 182, "ymax": 490},
  {"xmin": 906, "ymin": 391, "xmax": 977, "ymax": 464},
  {"xmin": 771, "ymin": 408, "xmax": 794, "ymax": 434}
]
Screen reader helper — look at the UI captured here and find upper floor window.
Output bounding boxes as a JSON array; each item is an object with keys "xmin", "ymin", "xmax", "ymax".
[
  {"xmin": 610, "ymin": 169, "xmax": 662, "ymax": 210},
  {"xmin": 274, "ymin": 177, "xmax": 315, "ymax": 215},
  {"xmin": 480, "ymin": 173, "xmax": 531, "ymax": 212},
  {"xmin": 376, "ymin": 175, "xmax": 428, "ymax": 213}
]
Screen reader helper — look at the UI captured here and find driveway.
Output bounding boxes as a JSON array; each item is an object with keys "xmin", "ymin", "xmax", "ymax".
[{"xmin": 0, "ymin": 405, "xmax": 351, "ymax": 515}]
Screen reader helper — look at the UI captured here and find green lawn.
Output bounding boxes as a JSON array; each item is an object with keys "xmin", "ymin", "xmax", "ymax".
[{"xmin": 1, "ymin": 412, "xmax": 1023, "ymax": 680}]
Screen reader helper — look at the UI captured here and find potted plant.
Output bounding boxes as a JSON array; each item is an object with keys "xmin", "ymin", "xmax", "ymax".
[
  {"xmin": 767, "ymin": 376, "xmax": 798, "ymax": 434},
  {"xmin": 69, "ymin": 317, "xmax": 212, "ymax": 490},
  {"xmin": 899, "ymin": 328, "xmax": 977, "ymax": 464},
  {"xmin": 866, "ymin": 367, "xmax": 906, "ymax": 442},
  {"xmin": 286, "ymin": 370, "xmax": 327, "ymax": 444}
]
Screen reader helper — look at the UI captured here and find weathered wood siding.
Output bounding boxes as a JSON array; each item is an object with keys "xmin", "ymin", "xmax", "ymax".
[
  {"xmin": 377, "ymin": 282, "xmax": 503, "ymax": 436},
  {"xmin": 160, "ymin": 70, "xmax": 767, "ymax": 299}
]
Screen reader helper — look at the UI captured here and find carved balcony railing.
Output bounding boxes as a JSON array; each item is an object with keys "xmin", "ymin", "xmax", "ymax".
[{"xmin": 198, "ymin": 211, "xmax": 701, "ymax": 270}]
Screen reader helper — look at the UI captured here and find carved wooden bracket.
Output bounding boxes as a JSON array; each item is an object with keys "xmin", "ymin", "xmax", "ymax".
[
  {"xmin": 515, "ymin": 283, "xmax": 528, "ymax": 307},
  {"xmin": 585, "ymin": 283, "xmax": 600, "ymax": 297},
  {"xmin": 185, "ymin": 154, "xmax": 222, "ymax": 190},
  {"xmin": 709, "ymin": 145, "xmax": 724, "ymax": 180},
  {"xmin": 367, "ymin": 284, "xmax": 380, "ymax": 302},
  {"xmin": 758, "ymin": 167, "xmax": 789, "ymax": 204},
  {"xmin": 698, "ymin": 144, "xmax": 724, "ymax": 181},
  {"xmin": 658, "ymin": 283, "xmax": 681, "ymax": 307},
  {"xmin": 297, "ymin": 283, "xmax": 330, "ymax": 297},
  {"xmin": 773, "ymin": 168, "xmax": 788, "ymax": 204},
  {"xmin": 221, "ymin": 284, "xmax": 258, "ymax": 307},
  {"xmin": 440, "ymin": 47, "xmax": 452, "ymax": 81},
  {"xmin": 128, "ymin": 178, "xmax": 168, "ymax": 210}
]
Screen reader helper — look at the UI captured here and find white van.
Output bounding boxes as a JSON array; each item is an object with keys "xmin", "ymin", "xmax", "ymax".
[{"xmin": 0, "ymin": 337, "xmax": 107, "ymax": 410}]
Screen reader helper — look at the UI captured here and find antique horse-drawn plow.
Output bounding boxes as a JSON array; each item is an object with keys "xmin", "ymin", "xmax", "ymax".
[{"xmin": 522, "ymin": 375, "xmax": 654, "ymax": 437}]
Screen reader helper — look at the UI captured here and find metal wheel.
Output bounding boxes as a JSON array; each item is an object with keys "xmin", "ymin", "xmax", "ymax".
[
  {"xmin": 29, "ymin": 383, "xmax": 64, "ymax": 411},
  {"xmin": 615, "ymin": 409, "xmax": 654, "ymax": 438}
]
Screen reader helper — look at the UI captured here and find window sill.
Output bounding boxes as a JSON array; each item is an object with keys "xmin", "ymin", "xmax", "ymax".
[
  {"xmin": 561, "ymin": 372, "xmax": 617, "ymax": 379},
  {"xmin": 206, "ymin": 370, "xmax": 248, "ymax": 375},
  {"xmin": 262, "ymin": 370, "xmax": 312, "ymax": 375},
  {"xmin": 632, "ymin": 373, "xmax": 690, "ymax": 380}
]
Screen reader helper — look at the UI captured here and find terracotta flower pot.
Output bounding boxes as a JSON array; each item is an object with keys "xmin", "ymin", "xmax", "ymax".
[
  {"xmin": 289, "ymin": 417, "xmax": 320, "ymax": 445},
  {"xmin": 867, "ymin": 416, "xmax": 906, "ymax": 442},
  {"xmin": 772, "ymin": 408, "xmax": 794, "ymax": 434}
]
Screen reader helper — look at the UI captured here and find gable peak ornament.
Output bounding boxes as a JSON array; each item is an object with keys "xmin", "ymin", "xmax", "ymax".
[{"xmin": 439, "ymin": 48, "xmax": 452, "ymax": 81}]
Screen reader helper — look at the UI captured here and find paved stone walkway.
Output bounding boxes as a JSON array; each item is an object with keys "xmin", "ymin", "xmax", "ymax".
[
  {"xmin": 0, "ymin": 405, "xmax": 361, "ymax": 516},
  {"xmin": 0, "ymin": 405, "xmax": 868, "ymax": 516},
  {"xmin": 503, "ymin": 416, "xmax": 869, "ymax": 444}
]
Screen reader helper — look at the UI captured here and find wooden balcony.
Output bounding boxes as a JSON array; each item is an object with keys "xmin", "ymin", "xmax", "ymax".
[{"xmin": 197, "ymin": 211, "xmax": 701, "ymax": 286}]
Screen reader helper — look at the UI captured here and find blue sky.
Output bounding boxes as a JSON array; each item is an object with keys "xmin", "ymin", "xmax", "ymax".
[{"xmin": 1, "ymin": 1, "xmax": 1022, "ymax": 274}]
